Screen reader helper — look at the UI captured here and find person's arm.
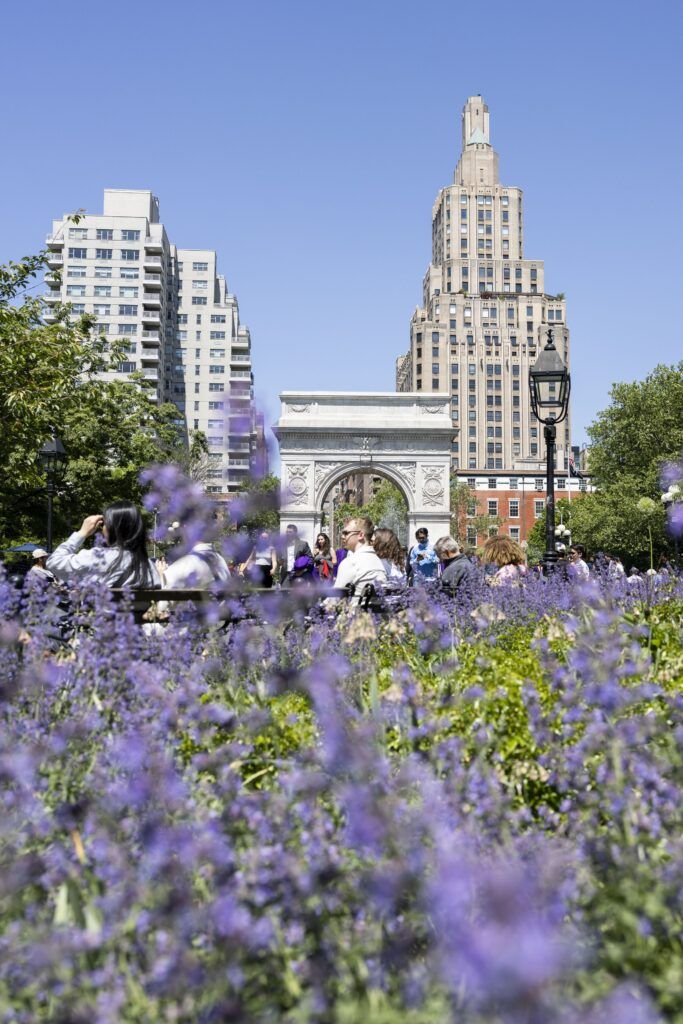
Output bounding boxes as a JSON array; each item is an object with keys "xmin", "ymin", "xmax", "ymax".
[
  {"xmin": 46, "ymin": 515, "xmax": 105, "ymax": 581},
  {"xmin": 270, "ymin": 547, "xmax": 277, "ymax": 575},
  {"xmin": 329, "ymin": 548, "xmax": 337, "ymax": 568}
]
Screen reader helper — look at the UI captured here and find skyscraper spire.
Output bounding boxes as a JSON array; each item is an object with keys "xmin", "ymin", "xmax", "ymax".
[{"xmin": 455, "ymin": 95, "xmax": 499, "ymax": 186}]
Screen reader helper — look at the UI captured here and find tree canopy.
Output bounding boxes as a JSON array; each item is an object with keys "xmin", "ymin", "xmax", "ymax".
[
  {"xmin": 528, "ymin": 361, "xmax": 683, "ymax": 567},
  {"xmin": 0, "ymin": 249, "xmax": 187, "ymax": 547}
]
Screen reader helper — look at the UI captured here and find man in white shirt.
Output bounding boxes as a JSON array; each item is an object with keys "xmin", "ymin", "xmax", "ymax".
[
  {"xmin": 568, "ymin": 544, "xmax": 590, "ymax": 581},
  {"xmin": 334, "ymin": 516, "xmax": 387, "ymax": 606}
]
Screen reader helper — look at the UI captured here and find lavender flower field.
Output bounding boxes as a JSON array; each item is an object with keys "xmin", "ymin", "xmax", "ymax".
[{"xmin": 2, "ymin": 559, "xmax": 683, "ymax": 1022}]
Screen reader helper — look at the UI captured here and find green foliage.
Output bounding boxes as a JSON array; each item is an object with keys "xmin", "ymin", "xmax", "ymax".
[
  {"xmin": 587, "ymin": 362, "xmax": 683, "ymax": 491},
  {"xmin": 234, "ymin": 473, "xmax": 281, "ymax": 532},
  {"xmin": 331, "ymin": 480, "xmax": 409, "ymax": 543},
  {"xmin": 526, "ymin": 361, "xmax": 683, "ymax": 566},
  {"xmin": 450, "ymin": 477, "xmax": 501, "ymax": 546},
  {"xmin": 528, "ymin": 486, "xmax": 668, "ymax": 568},
  {"xmin": 0, "ymin": 247, "xmax": 188, "ymax": 546}
]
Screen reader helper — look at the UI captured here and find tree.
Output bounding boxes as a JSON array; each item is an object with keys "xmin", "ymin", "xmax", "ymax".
[
  {"xmin": 327, "ymin": 480, "xmax": 409, "ymax": 545},
  {"xmin": 0, "ymin": 248, "xmax": 187, "ymax": 547},
  {"xmin": 587, "ymin": 362, "xmax": 683, "ymax": 493},
  {"xmin": 539, "ymin": 361, "xmax": 683, "ymax": 567},
  {"xmin": 233, "ymin": 474, "xmax": 281, "ymax": 534},
  {"xmin": 450, "ymin": 477, "xmax": 502, "ymax": 547}
]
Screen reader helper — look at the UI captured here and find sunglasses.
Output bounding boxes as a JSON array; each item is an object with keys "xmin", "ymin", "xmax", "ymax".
[{"xmin": 341, "ymin": 529, "xmax": 359, "ymax": 538}]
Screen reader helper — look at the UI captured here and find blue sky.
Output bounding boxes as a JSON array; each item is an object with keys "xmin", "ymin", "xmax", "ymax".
[{"xmin": 1, "ymin": 0, "xmax": 681, "ymax": 452}]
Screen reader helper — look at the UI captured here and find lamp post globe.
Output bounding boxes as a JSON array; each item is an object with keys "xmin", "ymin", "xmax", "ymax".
[
  {"xmin": 529, "ymin": 328, "xmax": 571, "ymax": 574},
  {"xmin": 38, "ymin": 430, "xmax": 67, "ymax": 553}
]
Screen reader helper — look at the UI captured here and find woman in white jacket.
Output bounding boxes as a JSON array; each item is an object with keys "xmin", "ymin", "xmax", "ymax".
[{"xmin": 47, "ymin": 502, "xmax": 160, "ymax": 589}]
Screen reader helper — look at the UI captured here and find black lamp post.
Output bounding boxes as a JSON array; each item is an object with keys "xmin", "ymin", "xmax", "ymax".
[
  {"xmin": 529, "ymin": 328, "xmax": 571, "ymax": 573},
  {"xmin": 38, "ymin": 430, "xmax": 67, "ymax": 553}
]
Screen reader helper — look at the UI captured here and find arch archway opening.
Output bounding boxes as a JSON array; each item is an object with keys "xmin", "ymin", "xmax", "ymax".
[{"xmin": 319, "ymin": 464, "xmax": 411, "ymax": 549}]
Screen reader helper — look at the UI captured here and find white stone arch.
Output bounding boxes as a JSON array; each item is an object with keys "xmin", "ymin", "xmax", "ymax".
[{"xmin": 274, "ymin": 392, "xmax": 454, "ymax": 546}]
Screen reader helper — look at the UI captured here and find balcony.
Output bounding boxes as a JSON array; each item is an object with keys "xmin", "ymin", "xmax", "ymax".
[
  {"xmin": 144, "ymin": 273, "xmax": 162, "ymax": 289},
  {"xmin": 44, "ymin": 272, "xmax": 61, "ymax": 286},
  {"xmin": 229, "ymin": 459, "xmax": 251, "ymax": 469},
  {"xmin": 230, "ymin": 353, "xmax": 251, "ymax": 364},
  {"xmin": 143, "ymin": 254, "xmax": 163, "ymax": 270},
  {"xmin": 230, "ymin": 369, "xmax": 252, "ymax": 379},
  {"xmin": 228, "ymin": 441, "xmax": 251, "ymax": 453},
  {"xmin": 46, "ymin": 251, "xmax": 64, "ymax": 268},
  {"xmin": 44, "ymin": 311, "xmax": 58, "ymax": 324},
  {"xmin": 45, "ymin": 235, "xmax": 64, "ymax": 249},
  {"xmin": 144, "ymin": 236, "xmax": 163, "ymax": 253},
  {"xmin": 141, "ymin": 329, "xmax": 161, "ymax": 344},
  {"xmin": 141, "ymin": 368, "xmax": 159, "ymax": 382},
  {"xmin": 43, "ymin": 291, "xmax": 61, "ymax": 304},
  {"xmin": 143, "ymin": 291, "xmax": 161, "ymax": 308},
  {"xmin": 142, "ymin": 309, "xmax": 161, "ymax": 324}
]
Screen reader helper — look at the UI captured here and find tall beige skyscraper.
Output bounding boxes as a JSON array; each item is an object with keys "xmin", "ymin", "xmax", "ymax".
[
  {"xmin": 396, "ymin": 96, "xmax": 577, "ymax": 544},
  {"xmin": 45, "ymin": 189, "xmax": 259, "ymax": 497}
]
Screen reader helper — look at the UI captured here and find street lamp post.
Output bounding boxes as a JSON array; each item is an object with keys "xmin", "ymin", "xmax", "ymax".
[
  {"xmin": 38, "ymin": 430, "xmax": 67, "ymax": 553},
  {"xmin": 529, "ymin": 328, "xmax": 571, "ymax": 574}
]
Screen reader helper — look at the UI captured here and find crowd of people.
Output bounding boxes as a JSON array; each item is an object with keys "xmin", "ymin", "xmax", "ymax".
[{"xmin": 15, "ymin": 501, "xmax": 677, "ymax": 618}]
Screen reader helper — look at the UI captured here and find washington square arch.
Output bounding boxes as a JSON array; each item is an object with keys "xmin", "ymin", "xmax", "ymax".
[{"xmin": 274, "ymin": 392, "xmax": 454, "ymax": 543}]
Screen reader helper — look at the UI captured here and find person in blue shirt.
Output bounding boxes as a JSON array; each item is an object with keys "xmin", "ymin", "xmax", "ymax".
[{"xmin": 408, "ymin": 527, "xmax": 440, "ymax": 584}]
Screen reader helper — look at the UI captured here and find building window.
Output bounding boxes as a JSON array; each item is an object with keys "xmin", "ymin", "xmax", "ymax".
[
  {"xmin": 120, "ymin": 249, "xmax": 140, "ymax": 261},
  {"xmin": 66, "ymin": 285, "xmax": 86, "ymax": 296},
  {"xmin": 95, "ymin": 228, "xmax": 113, "ymax": 240},
  {"xmin": 118, "ymin": 304, "xmax": 137, "ymax": 316},
  {"xmin": 210, "ymin": 348, "xmax": 226, "ymax": 358},
  {"xmin": 93, "ymin": 304, "xmax": 110, "ymax": 316},
  {"xmin": 211, "ymin": 315, "xmax": 226, "ymax": 323},
  {"xmin": 68, "ymin": 227, "xmax": 88, "ymax": 240},
  {"xmin": 120, "ymin": 268, "xmax": 139, "ymax": 279},
  {"xmin": 487, "ymin": 477, "xmax": 497, "ymax": 489},
  {"xmin": 192, "ymin": 261, "xmax": 209, "ymax": 271},
  {"xmin": 192, "ymin": 297, "xmax": 207, "ymax": 305},
  {"xmin": 68, "ymin": 248, "xmax": 87, "ymax": 259},
  {"xmin": 509, "ymin": 499, "xmax": 519, "ymax": 517},
  {"xmin": 119, "ymin": 286, "xmax": 138, "ymax": 297},
  {"xmin": 487, "ymin": 499, "xmax": 498, "ymax": 516},
  {"xmin": 66, "ymin": 266, "xmax": 87, "ymax": 278},
  {"xmin": 119, "ymin": 324, "xmax": 137, "ymax": 335},
  {"xmin": 209, "ymin": 365, "xmax": 225, "ymax": 374},
  {"xmin": 509, "ymin": 527, "xmax": 520, "ymax": 541},
  {"xmin": 122, "ymin": 229, "xmax": 140, "ymax": 241},
  {"xmin": 534, "ymin": 499, "xmax": 545, "ymax": 519},
  {"xmin": 192, "ymin": 279, "xmax": 208, "ymax": 289}
]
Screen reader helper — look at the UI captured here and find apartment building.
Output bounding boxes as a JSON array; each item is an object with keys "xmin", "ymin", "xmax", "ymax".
[
  {"xmin": 45, "ymin": 189, "xmax": 258, "ymax": 497},
  {"xmin": 396, "ymin": 97, "xmax": 582, "ymax": 544}
]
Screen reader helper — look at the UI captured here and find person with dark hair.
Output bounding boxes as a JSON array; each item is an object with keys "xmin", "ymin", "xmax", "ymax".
[
  {"xmin": 408, "ymin": 527, "xmax": 440, "ymax": 584},
  {"xmin": 47, "ymin": 502, "xmax": 160, "ymax": 588},
  {"xmin": 312, "ymin": 532, "xmax": 337, "ymax": 583},
  {"xmin": 568, "ymin": 543, "xmax": 589, "ymax": 581},
  {"xmin": 277, "ymin": 524, "xmax": 312, "ymax": 588},
  {"xmin": 373, "ymin": 528, "xmax": 407, "ymax": 585}
]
